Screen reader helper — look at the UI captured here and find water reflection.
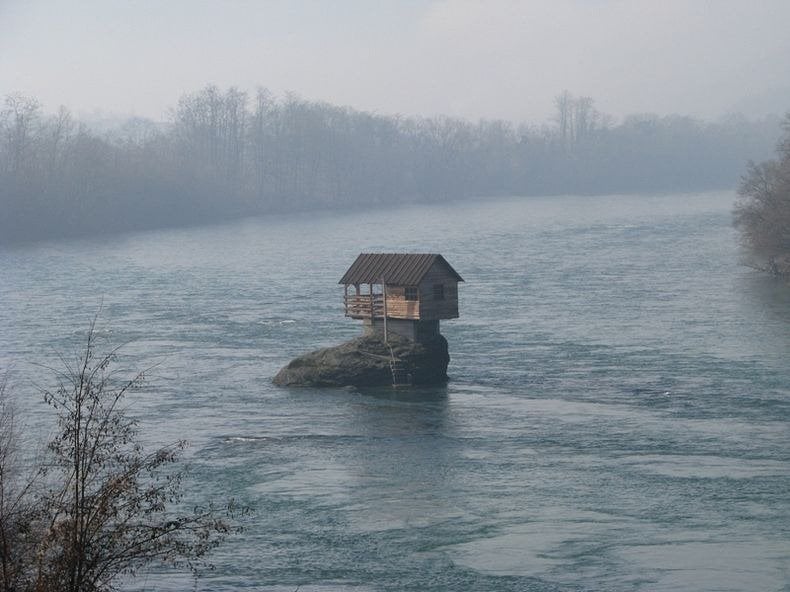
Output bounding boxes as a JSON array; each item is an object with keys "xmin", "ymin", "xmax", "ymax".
[
  {"xmin": 356, "ymin": 384, "xmax": 450, "ymax": 402},
  {"xmin": 733, "ymin": 271, "xmax": 790, "ymax": 365},
  {"xmin": 740, "ymin": 272, "xmax": 790, "ymax": 323},
  {"xmin": 339, "ymin": 385, "xmax": 465, "ymax": 532},
  {"xmin": 346, "ymin": 384, "xmax": 450, "ymax": 436}
]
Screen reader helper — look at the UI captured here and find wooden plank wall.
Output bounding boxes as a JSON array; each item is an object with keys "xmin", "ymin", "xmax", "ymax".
[
  {"xmin": 383, "ymin": 285, "xmax": 420, "ymax": 320},
  {"xmin": 418, "ymin": 263, "xmax": 460, "ymax": 320}
]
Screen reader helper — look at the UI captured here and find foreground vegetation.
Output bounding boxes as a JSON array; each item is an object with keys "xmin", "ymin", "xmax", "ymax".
[
  {"xmin": 735, "ymin": 115, "xmax": 790, "ymax": 275},
  {"xmin": 0, "ymin": 86, "xmax": 781, "ymax": 243},
  {"xmin": 0, "ymin": 322, "xmax": 240, "ymax": 592}
]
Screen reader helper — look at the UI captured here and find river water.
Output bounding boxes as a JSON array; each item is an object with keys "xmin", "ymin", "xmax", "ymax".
[{"xmin": 1, "ymin": 192, "xmax": 789, "ymax": 591}]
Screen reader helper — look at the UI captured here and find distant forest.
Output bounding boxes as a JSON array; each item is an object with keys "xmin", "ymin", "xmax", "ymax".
[{"xmin": 0, "ymin": 86, "xmax": 783, "ymax": 244}]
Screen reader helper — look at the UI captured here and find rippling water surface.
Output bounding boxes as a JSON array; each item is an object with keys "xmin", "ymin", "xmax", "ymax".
[{"xmin": 2, "ymin": 192, "xmax": 789, "ymax": 591}]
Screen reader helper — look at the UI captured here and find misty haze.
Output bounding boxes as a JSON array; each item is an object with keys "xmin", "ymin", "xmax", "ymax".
[{"xmin": 1, "ymin": 2, "xmax": 789, "ymax": 591}]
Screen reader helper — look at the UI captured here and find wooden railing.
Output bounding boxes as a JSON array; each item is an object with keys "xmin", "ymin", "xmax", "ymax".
[{"xmin": 344, "ymin": 294, "xmax": 385, "ymax": 318}]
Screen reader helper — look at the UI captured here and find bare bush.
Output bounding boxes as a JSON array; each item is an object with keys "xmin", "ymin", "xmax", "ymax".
[
  {"xmin": 0, "ymin": 322, "xmax": 242, "ymax": 592},
  {"xmin": 0, "ymin": 373, "xmax": 40, "ymax": 592}
]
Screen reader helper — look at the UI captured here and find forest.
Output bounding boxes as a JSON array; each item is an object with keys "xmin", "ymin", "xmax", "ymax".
[{"xmin": 0, "ymin": 86, "xmax": 782, "ymax": 244}]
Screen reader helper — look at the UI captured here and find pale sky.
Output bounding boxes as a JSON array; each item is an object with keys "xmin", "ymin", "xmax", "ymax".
[{"xmin": 1, "ymin": 0, "xmax": 788, "ymax": 123}]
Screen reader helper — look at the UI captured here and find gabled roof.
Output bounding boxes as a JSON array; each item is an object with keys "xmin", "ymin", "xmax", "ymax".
[{"xmin": 339, "ymin": 253, "xmax": 464, "ymax": 285}]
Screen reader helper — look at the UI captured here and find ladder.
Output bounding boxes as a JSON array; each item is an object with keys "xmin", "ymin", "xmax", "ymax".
[{"xmin": 388, "ymin": 344, "xmax": 412, "ymax": 387}]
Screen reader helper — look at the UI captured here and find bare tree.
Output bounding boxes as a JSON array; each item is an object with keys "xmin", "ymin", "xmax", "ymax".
[
  {"xmin": 573, "ymin": 96, "xmax": 596, "ymax": 143},
  {"xmin": 249, "ymin": 87, "xmax": 275, "ymax": 200},
  {"xmin": 2, "ymin": 94, "xmax": 41, "ymax": 179},
  {"xmin": 734, "ymin": 114, "xmax": 790, "ymax": 275},
  {"xmin": 554, "ymin": 90, "xmax": 573, "ymax": 150}
]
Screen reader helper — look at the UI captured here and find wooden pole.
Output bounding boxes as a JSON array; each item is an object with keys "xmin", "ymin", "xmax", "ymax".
[{"xmin": 381, "ymin": 278, "xmax": 388, "ymax": 343}]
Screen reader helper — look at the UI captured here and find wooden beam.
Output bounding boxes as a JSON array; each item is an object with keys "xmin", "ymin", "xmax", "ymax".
[{"xmin": 382, "ymin": 278, "xmax": 388, "ymax": 343}]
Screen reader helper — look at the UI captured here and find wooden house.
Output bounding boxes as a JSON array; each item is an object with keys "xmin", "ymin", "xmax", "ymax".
[{"xmin": 339, "ymin": 253, "xmax": 463, "ymax": 342}]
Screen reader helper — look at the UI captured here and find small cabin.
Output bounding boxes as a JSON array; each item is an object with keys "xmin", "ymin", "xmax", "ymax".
[{"xmin": 339, "ymin": 253, "xmax": 463, "ymax": 342}]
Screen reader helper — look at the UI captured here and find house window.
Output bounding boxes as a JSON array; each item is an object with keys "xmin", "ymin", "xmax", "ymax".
[
  {"xmin": 433, "ymin": 284, "xmax": 445, "ymax": 300},
  {"xmin": 405, "ymin": 286, "xmax": 418, "ymax": 301}
]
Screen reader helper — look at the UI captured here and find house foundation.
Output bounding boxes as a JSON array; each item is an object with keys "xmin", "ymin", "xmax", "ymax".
[{"xmin": 363, "ymin": 318, "xmax": 440, "ymax": 343}]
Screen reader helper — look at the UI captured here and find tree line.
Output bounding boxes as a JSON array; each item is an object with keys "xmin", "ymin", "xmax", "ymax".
[{"xmin": 0, "ymin": 86, "xmax": 782, "ymax": 243}]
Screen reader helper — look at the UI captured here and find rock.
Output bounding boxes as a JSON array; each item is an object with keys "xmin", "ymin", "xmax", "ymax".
[{"xmin": 273, "ymin": 333, "xmax": 450, "ymax": 387}]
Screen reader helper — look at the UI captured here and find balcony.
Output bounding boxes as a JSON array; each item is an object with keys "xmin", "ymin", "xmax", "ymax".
[
  {"xmin": 344, "ymin": 294, "xmax": 384, "ymax": 319},
  {"xmin": 344, "ymin": 294, "xmax": 421, "ymax": 320}
]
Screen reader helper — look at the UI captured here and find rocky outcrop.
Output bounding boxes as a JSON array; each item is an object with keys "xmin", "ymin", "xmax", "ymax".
[{"xmin": 273, "ymin": 333, "xmax": 449, "ymax": 387}]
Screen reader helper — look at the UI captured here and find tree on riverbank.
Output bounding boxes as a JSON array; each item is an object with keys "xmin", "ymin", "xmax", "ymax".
[
  {"xmin": 734, "ymin": 115, "xmax": 790, "ymax": 275},
  {"xmin": 0, "ymin": 323, "xmax": 241, "ymax": 592}
]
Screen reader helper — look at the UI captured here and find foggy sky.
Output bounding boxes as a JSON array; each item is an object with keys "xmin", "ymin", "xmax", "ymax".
[{"xmin": 1, "ymin": 0, "xmax": 789, "ymax": 123}]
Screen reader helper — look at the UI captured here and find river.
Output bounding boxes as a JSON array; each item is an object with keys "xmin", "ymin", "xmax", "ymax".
[{"xmin": 1, "ymin": 192, "xmax": 789, "ymax": 591}]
